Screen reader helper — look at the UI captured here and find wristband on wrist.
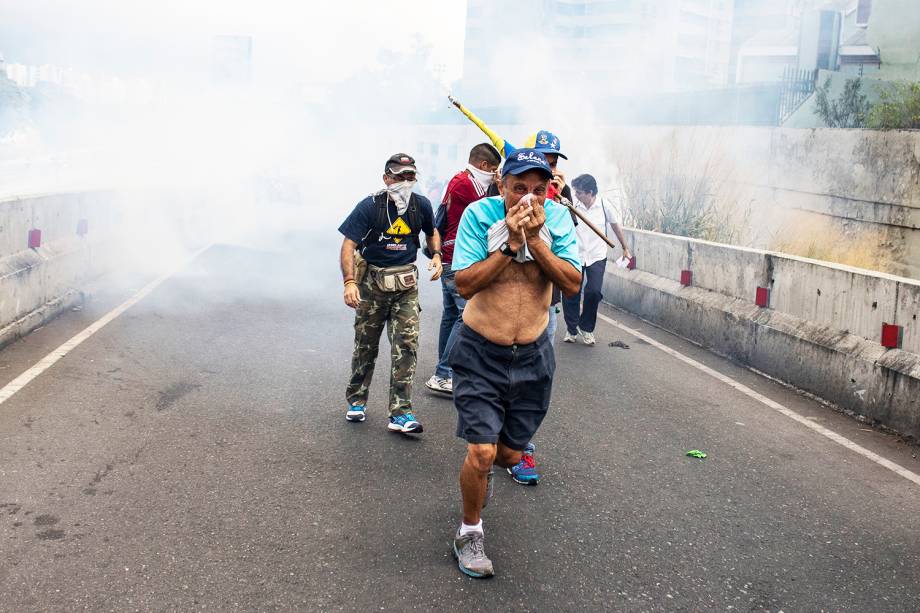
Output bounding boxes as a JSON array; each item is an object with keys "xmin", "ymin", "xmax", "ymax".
[{"xmin": 344, "ymin": 279, "xmax": 357, "ymax": 288}]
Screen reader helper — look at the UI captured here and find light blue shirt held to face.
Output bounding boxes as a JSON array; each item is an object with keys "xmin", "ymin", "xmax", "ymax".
[{"xmin": 451, "ymin": 196, "xmax": 581, "ymax": 273}]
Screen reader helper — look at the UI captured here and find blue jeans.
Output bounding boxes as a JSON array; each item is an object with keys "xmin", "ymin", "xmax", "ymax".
[
  {"xmin": 562, "ymin": 259, "xmax": 607, "ymax": 334},
  {"xmin": 436, "ymin": 265, "xmax": 467, "ymax": 379}
]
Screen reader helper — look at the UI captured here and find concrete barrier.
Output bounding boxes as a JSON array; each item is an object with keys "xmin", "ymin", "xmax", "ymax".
[
  {"xmin": 0, "ymin": 191, "xmax": 118, "ymax": 349},
  {"xmin": 606, "ymin": 228, "xmax": 920, "ymax": 439}
]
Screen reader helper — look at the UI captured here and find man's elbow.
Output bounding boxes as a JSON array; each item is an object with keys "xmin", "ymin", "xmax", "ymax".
[
  {"xmin": 454, "ymin": 271, "xmax": 475, "ymax": 300},
  {"xmin": 561, "ymin": 273, "xmax": 582, "ymax": 298}
]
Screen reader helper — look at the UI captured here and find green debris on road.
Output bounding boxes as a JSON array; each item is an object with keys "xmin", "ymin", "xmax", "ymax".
[{"xmin": 686, "ymin": 450, "xmax": 707, "ymax": 459}]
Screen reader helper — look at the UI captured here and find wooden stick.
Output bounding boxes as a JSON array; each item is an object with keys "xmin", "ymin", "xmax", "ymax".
[{"xmin": 558, "ymin": 198, "xmax": 617, "ymax": 249}]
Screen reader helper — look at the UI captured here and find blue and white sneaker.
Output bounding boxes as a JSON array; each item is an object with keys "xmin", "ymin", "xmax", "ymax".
[
  {"xmin": 508, "ymin": 442, "xmax": 539, "ymax": 485},
  {"xmin": 387, "ymin": 412, "xmax": 423, "ymax": 434},
  {"xmin": 345, "ymin": 403, "xmax": 366, "ymax": 422}
]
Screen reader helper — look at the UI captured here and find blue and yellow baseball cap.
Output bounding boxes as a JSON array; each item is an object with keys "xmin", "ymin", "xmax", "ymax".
[{"xmin": 524, "ymin": 130, "xmax": 567, "ymax": 160}]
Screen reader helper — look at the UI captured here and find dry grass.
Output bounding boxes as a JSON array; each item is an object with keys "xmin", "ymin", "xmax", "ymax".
[
  {"xmin": 610, "ymin": 130, "xmax": 752, "ymax": 245},
  {"xmin": 768, "ymin": 211, "xmax": 899, "ymax": 274}
]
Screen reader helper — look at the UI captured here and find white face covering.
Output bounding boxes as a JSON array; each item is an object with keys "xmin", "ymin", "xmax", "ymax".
[
  {"xmin": 466, "ymin": 164, "xmax": 495, "ymax": 192},
  {"xmin": 385, "ymin": 180, "xmax": 417, "ymax": 215}
]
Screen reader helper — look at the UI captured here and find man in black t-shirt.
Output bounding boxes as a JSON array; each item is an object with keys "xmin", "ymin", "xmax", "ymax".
[{"xmin": 338, "ymin": 153, "xmax": 442, "ymax": 434}]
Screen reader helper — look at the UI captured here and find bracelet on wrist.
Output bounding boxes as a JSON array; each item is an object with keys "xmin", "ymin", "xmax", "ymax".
[{"xmin": 344, "ymin": 279, "xmax": 357, "ymax": 287}]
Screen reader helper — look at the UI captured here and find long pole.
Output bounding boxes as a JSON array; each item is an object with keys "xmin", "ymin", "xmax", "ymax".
[
  {"xmin": 446, "ymin": 93, "xmax": 618, "ymax": 250},
  {"xmin": 558, "ymin": 198, "xmax": 617, "ymax": 249}
]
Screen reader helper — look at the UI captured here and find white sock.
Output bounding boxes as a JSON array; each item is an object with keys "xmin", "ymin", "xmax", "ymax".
[{"xmin": 459, "ymin": 520, "xmax": 483, "ymax": 536}]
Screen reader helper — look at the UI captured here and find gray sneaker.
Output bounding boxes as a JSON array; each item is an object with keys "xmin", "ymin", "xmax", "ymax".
[
  {"xmin": 482, "ymin": 469, "xmax": 495, "ymax": 510},
  {"xmin": 425, "ymin": 375, "xmax": 453, "ymax": 395},
  {"xmin": 452, "ymin": 530, "xmax": 494, "ymax": 578}
]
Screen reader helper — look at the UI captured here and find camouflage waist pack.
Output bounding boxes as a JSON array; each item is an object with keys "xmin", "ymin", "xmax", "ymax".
[{"xmin": 369, "ymin": 264, "xmax": 418, "ymax": 292}]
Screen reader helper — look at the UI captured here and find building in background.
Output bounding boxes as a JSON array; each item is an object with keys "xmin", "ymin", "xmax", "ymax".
[
  {"xmin": 866, "ymin": 0, "xmax": 920, "ymax": 79},
  {"xmin": 836, "ymin": 0, "xmax": 880, "ymax": 74},
  {"xmin": 733, "ymin": 1, "xmax": 886, "ymax": 83},
  {"xmin": 461, "ymin": 0, "xmax": 734, "ymax": 103},
  {"xmin": 730, "ymin": 0, "xmax": 808, "ymax": 82},
  {"xmin": 448, "ymin": 0, "xmax": 913, "ymax": 128}
]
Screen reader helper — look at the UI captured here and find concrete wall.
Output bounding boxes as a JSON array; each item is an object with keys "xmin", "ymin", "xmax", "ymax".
[
  {"xmin": 603, "ymin": 125, "xmax": 920, "ymax": 279},
  {"xmin": 606, "ymin": 228, "xmax": 920, "ymax": 439},
  {"xmin": 0, "ymin": 191, "xmax": 119, "ymax": 348}
]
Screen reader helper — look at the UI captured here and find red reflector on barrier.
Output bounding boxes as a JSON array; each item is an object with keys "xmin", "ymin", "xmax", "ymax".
[
  {"xmin": 680, "ymin": 270, "xmax": 692, "ymax": 286},
  {"xmin": 881, "ymin": 323, "xmax": 903, "ymax": 349},
  {"xmin": 77, "ymin": 219, "xmax": 89, "ymax": 236},
  {"xmin": 755, "ymin": 286, "xmax": 770, "ymax": 307},
  {"xmin": 28, "ymin": 229, "xmax": 42, "ymax": 249}
]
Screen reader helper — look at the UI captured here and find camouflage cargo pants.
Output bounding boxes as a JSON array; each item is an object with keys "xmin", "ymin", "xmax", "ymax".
[{"xmin": 345, "ymin": 273, "xmax": 420, "ymax": 416}]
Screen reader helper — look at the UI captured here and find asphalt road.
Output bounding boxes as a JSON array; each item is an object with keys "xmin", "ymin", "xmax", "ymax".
[{"xmin": 1, "ymin": 230, "xmax": 920, "ymax": 612}]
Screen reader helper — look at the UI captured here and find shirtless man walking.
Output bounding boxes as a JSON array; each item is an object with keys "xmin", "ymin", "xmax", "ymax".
[{"xmin": 448, "ymin": 149, "xmax": 582, "ymax": 577}]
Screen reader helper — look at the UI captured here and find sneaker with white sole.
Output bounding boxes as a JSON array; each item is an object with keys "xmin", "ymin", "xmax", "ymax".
[
  {"xmin": 425, "ymin": 375, "xmax": 453, "ymax": 395},
  {"xmin": 387, "ymin": 412, "xmax": 423, "ymax": 434},
  {"xmin": 345, "ymin": 403, "xmax": 366, "ymax": 422},
  {"xmin": 582, "ymin": 331, "xmax": 596, "ymax": 345},
  {"xmin": 563, "ymin": 331, "xmax": 578, "ymax": 343},
  {"xmin": 452, "ymin": 529, "xmax": 494, "ymax": 578},
  {"xmin": 508, "ymin": 443, "xmax": 539, "ymax": 485}
]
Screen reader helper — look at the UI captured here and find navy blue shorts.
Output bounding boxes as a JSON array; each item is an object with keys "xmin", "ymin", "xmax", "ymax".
[{"xmin": 449, "ymin": 324, "xmax": 555, "ymax": 450}]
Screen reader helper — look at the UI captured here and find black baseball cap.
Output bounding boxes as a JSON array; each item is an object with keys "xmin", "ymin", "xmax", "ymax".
[{"xmin": 385, "ymin": 153, "xmax": 417, "ymax": 175}]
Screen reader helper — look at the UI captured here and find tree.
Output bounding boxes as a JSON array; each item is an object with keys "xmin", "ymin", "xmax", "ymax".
[
  {"xmin": 867, "ymin": 81, "xmax": 920, "ymax": 130},
  {"xmin": 814, "ymin": 77, "xmax": 871, "ymax": 128}
]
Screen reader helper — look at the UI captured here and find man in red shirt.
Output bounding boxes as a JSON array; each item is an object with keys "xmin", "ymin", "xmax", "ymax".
[{"xmin": 425, "ymin": 143, "xmax": 501, "ymax": 394}]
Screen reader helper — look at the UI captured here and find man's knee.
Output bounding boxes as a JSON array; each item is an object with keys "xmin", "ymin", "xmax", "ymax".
[
  {"xmin": 495, "ymin": 443, "xmax": 522, "ymax": 468},
  {"xmin": 465, "ymin": 444, "xmax": 497, "ymax": 473},
  {"xmin": 585, "ymin": 287, "xmax": 603, "ymax": 302}
]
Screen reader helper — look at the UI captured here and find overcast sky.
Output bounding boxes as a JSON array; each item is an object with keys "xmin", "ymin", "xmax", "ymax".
[{"xmin": 0, "ymin": 0, "xmax": 467, "ymax": 83}]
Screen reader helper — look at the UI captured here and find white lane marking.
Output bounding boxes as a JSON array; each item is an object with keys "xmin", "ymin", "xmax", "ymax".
[
  {"xmin": 0, "ymin": 245, "xmax": 211, "ymax": 406},
  {"xmin": 596, "ymin": 312, "xmax": 920, "ymax": 488}
]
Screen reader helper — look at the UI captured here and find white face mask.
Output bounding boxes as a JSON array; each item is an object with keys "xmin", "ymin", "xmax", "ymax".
[
  {"xmin": 385, "ymin": 180, "xmax": 417, "ymax": 215},
  {"xmin": 466, "ymin": 164, "xmax": 495, "ymax": 191}
]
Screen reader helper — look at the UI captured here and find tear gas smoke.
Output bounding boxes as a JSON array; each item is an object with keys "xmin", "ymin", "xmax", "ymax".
[{"xmin": 0, "ymin": 0, "xmax": 465, "ymax": 297}]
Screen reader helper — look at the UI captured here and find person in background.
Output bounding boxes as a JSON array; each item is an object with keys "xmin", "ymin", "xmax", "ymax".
[
  {"xmin": 338, "ymin": 153, "xmax": 442, "ymax": 434},
  {"xmin": 562, "ymin": 173, "xmax": 632, "ymax": 345},
  {"xmin": 426, "ymin": 143, "xmax": 501, "ymax": 395}
]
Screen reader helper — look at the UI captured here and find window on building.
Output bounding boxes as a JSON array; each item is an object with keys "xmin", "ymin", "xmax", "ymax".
[
  {"xmin": 555, "ymin": 24, "xmax": 586, "ymax": 37},
  {"xmin": 856, "ymin": 0, "xmax": 872, "ymax": 27},
  {"xmin": 586, "ymin": 23, "xmax": 627, "ymax": 37},
  {"xmin": 585, "ymin": 1, "xmax": 629, "ymax": 17},
  {"xmin": 680, "ymin": 11, "xmax": 709, "ymax": 28},
  {"xmin": 554, "ymin": 1, "xmax": 586, "ymax": 16}
]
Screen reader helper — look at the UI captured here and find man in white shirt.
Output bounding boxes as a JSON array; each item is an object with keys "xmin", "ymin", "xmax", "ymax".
[{"xmin": 562, "ymin": 174, "xmax": 632, "ymax": 345}]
